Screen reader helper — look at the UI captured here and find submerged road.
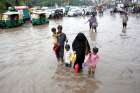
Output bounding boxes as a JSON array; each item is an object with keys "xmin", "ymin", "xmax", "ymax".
[{"xmin": 0, "ymin": 12, "xmax": 140, "ymax": 93}]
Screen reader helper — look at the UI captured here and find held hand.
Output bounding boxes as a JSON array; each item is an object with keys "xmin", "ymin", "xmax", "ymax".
[
  {"xmin": 82, "ymin": 63, "xmax": 86, "ymax": 68},
  {"xmin": 66, "ymin": 40, "xmax": 68, "ymax": 43}
]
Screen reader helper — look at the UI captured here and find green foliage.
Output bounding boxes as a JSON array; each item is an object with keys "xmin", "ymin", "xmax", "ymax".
[
  {"xmin": 7, "ymin": 0, "xmax": 26, "ymax": 6},
  {"xmin": 0, "ymin": 0, "xmax": 7, "ymax": 13},
  {"xmin": 0, "ymin": 0, "xmax": 28, "ymax": 13}
]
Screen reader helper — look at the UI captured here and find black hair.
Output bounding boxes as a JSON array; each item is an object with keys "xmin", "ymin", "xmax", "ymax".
[
  {"xmin": 65, "ymin": 44, "xmax": 70, "ymax": 51},
  {"xmin": 51, "ymin": 27, "xmax": 56, "ymax": 32},
  {"xmin": 92, "ymin": 13, "xmax": 96, "ymax": 17},
  {"xmin": 57, "ymin": 25, "xmax": 63, "ymax": 31},
  {"xmin": 92, "ymin": 47, "xmax": 98, "ymax": 54}
]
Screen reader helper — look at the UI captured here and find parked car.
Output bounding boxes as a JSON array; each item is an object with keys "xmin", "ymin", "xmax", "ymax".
[
  {"xmin": 68, "ymin": 8, "xmax": 82, "ymax": 16},
  {"xmin": 53, "ymin": 9, "xmax": 64, "ymax": 18},
  {"xmin": 85, "ymin": 6, "xmax": 97, "ymax": 15},
  {"xmin": 45, "ymin": 8, "xmax": 63, "ymax": 19},
  {"xmin": 45, "ymin": 9, "xmax": 55, "ymax": 19},
  {"xmin": 31, "ymin": 10, "xmax": 49, "ymax": 25},
  {"xmin": 41, "ymin": 7, "xmax": 48, "ymax": 10},
  {"xmin": 132, "ymin": 6, "xmax": 140, "ymax": 13},
  {"xmin": 110, "ymin": 7, "xmax": 125, "ymax": 14}
]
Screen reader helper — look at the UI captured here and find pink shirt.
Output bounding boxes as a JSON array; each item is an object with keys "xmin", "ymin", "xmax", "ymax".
[{"xmin": 85, "ymin": 53, "xmax": 99, "ymax": 67}]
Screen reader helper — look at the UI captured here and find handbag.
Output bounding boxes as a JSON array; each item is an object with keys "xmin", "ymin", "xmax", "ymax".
[{"xmin": 70, "ymin": 52, "xmax": 77, "ymax": 64}]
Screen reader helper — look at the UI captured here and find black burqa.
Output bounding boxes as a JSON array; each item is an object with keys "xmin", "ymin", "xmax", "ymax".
[{"xmin": 72, "ymin": 33, "xmax": 90, "ymax": 71}]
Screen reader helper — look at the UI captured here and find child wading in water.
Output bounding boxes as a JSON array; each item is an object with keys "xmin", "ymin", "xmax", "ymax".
[
  {"xmin": 64, "ymin": 44, "xmax": 78, "ymax": 77},
  {"xmin": 51, "ymin": 27, "xmax": 60, "ymax": 61},
  {"xmin": 84, "ymin": 47, "xmax": 99, "ymax": 77},
  {"xmin": 65, "ymin": 44, "xmax": 77, "ymax": 68},
  {"xmin": 64, "ymin": 44, "xmax": 71, "ymax": 67},
  {"xmin": 69, "ymin": 51, "xmax": 78, "ymax": 79}
]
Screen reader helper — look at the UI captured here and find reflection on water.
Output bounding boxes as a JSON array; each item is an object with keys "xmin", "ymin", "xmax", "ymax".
[
  {"xmin": 52, "ymin": 65, "xmax": 99, "ymax": 93},
  {"xmin": 89, "ymin": 31, "xmax": 97, "ymax": 48}
]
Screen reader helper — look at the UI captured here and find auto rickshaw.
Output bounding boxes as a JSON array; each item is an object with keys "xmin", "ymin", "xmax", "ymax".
[
  {"xmin": 15, "ymin": 6, "xmax": 31, "ymax": 21},
  {"xmin": 0, "ymin": 11, "xmax": 24, "ymax": 29},
  {"xmin": 31, "ymin": 11, "xmax": 49, "ymax": 25}
]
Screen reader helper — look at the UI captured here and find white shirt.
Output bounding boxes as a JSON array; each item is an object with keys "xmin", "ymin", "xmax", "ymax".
[{"xmin": 65, "ymin": 51, "xmax": 71, "ymax": 64}]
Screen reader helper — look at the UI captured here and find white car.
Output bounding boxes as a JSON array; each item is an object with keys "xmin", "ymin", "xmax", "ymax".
[
  {"xmin": 45, "ymin": 9, "xmax": 55, "ymax": 18},
  {"xmin": 68, "ymin": 9, "xmax": 82, "ymax": 16}
]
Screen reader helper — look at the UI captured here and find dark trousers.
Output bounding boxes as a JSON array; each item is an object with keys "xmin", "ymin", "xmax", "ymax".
[{"xmin": 123, "ymin": 22, "xmax": 127, "ymax": 28}]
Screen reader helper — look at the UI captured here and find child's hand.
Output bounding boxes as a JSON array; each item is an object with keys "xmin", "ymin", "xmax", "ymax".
[
  {"xmin": 82, "ymin": 62, "xmax": 87, "ymax": 68},
  {"xmin": 73, "ymin": 51, "xmax": 76, "ymax": 54}
]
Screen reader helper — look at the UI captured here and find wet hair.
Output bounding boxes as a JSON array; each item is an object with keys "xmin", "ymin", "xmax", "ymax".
[
  {"xmin": 65, "ymin": 44, "xmax": 70, "ymax": 51},
  {"xmin": 51, "ymin": 27, "xmax": 56, "ymax": 33},
  {"xmin": 92, "ymin": 47, "xmax": 98, "ymax": 54},
  {"xmin": 57, "ymin": 25, "xmax": 63, "ymax": 31}
]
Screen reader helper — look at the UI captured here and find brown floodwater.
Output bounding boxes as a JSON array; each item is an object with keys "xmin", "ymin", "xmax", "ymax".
[{"xmin": 0, "ymin": 12, "xmax": 140, "ymax": 93}]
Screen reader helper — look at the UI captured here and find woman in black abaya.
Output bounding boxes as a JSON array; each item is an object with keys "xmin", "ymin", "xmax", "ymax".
[{"xmin": 72, "ymin": 32, "xmax": 90, "ymax": 72}]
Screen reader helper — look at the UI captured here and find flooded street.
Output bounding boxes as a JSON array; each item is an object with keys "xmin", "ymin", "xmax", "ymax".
[{"xmin": 0, "ymin": 11, "xmax": 140, "ymax": 93}]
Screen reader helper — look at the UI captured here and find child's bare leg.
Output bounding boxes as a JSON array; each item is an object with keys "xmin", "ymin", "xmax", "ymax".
[
  {"xmin": 88, "ymin": 66, "xmax": 93, "ymax": 77},
  {"xmin": 91, "ymin": 67, "xmax": 95, "ymax": 76},
  {"xmin": 90, "ymin": 68, "xmax": 93, "ymax": 76},
  {"xmin": 92, "ymin": 66, "xmax": 96, "ymax": 78},
  {"xmin": 88, "ymin": 67, "xmax": 91, "ymax": 77}
]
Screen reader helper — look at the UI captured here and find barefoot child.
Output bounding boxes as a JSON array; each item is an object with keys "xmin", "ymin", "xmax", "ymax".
[
  {"xmin": 70, "ymin": 51, "xmax": 78, "ymax": 79},
  {"xmin": 64, "ymin": 44, "xmax": 71, "ymax": 67},
  {"xmin": 84, "ymin": 47, "xmax": 99, "ymax": 77}
]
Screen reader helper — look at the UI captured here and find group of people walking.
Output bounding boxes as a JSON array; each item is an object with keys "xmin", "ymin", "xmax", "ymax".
[
  {"xmin": 88, "ymin": 12, "xmax": 128, "ymax": 33},
  {"xmin": 51, "ymin": 25, "xmax": 99, "ymax": 77},
  {"xmin": 51, "ymin": 11, "xmax": 129, "ymax": 77}
]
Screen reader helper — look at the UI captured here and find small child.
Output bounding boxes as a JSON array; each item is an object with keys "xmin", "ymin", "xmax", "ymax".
[
  {"xmin": 51, "ymin": 27, "xmax": 60, "ymax": 61},
  {"xmin": 64, "ymin": 44, "xmax": 71, "ymax": 67},
  {"xmin": 69, "ymin": 51, "xmax": 78, "ymax": 79},
  {"xmin": 84, "ymin": 47, "xmax": 99, "ymax": 77},
  {"xmin": 51, "ymin": 27, "xmax": 58, "ymax": 44}
]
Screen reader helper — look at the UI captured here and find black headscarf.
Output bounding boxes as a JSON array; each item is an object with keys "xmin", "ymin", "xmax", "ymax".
[
  {"xmin": 72, "ymin": 32, "xmax": 90, "ymax": 54},
  {"xmin": 72, "ymin": 32, "xmax": 90, "ymax": 70}
]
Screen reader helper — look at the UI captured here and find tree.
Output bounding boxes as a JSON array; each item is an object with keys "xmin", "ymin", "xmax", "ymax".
[
  {"xmin": 0, "ymin": 0, "xmax": 27, "ymax": 14},
  {"xmin": 0, "ymin": 0, "xmax": 7, "ymax": 13}
]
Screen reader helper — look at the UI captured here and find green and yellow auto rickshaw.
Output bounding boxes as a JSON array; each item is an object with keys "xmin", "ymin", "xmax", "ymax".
[
  {"xmin": 15, "ymin": 6, "xmax": 31, "ymax": 21},
  {"xmin": 0, "ymin": 11, "xmax": 24, "ymax": 28},
  {"xmin": 31, "ymin": 10, "xmax": 49, "ymax": 25}
]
